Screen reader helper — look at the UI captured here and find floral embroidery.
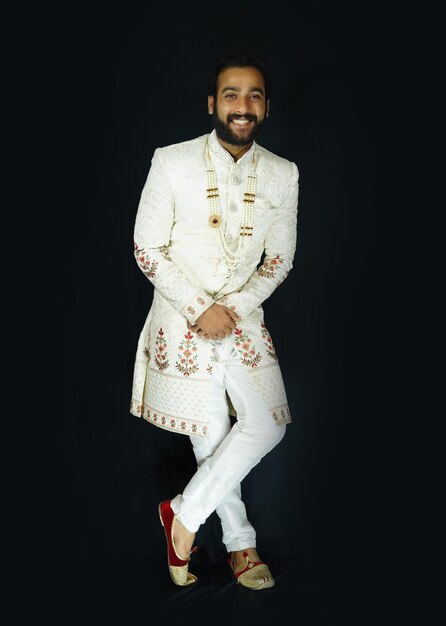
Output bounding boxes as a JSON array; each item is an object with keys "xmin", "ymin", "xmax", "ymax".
[
  {"xmin": 187, "ymin": 306, "xmax": 196, "ymax": 316},
  {"xmin": 260, "ymin": 321, "xmax": 278, "ymax": 361},
  {"xmin": 143, "ymin": 331, "xmax": 151, "ymax": 362},
  {"xmin": 217, "ymin": 295, "xmax": 237, "ymax": 312},
  {"xmin": 272, "ymin": 407, "xmax": 289, "ymax": 422},
  {"xmin": 257, "ymin": 254, "xmax": 284, "ymax": 279},
  {"xmin": 206, "ymin": 363, "xmax": 213, "ymax": 375},
  {"xmin": 134, "ymin": 243, "xmax": 158, "ymax": 279},
  {"xmin": 160, "ymin": 245, "xmax": 172, "ymax": 261},
  {"xmin": 175, "ymin": 331, "xmax": 199, "ymax": 376},
  {"xmin": 196, "ymin": 296, "xmax": 206, "ymax": 306},
  {"xmin": 154, "ymin": 327, "xmax": 170, "ymax": 370},
  {"xmin": 234, "ymin": 328, "xmax": 262, "ymax": 368}
]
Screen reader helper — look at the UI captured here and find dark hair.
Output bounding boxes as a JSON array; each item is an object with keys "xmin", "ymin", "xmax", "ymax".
[{"xmin": 208, "ymin": 50, "xmax": 273, "ymax": 101}]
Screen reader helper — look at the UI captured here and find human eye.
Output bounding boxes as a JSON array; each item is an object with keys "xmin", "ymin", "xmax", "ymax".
[
  {"xmin": 250, "ymin": 93, "xmax": 262, "ymax": 100},
  {"xmin": 224, "ymin": 93, "xmax": 236, "ymax": 99}
]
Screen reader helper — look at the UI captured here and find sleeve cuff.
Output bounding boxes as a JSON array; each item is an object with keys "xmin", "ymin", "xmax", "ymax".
[
  {"xmin": 214, "ymin": 294, "xmax": 244, "ymax": 319},
  {"xmin": 181, "ymin": 291, "xmax": 215, "ymax": 325}
]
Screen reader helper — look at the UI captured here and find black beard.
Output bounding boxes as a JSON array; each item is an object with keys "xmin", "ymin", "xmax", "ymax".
[{"xmin": 212, "ymin": 111, "xmax": 265, "ymax": 146}]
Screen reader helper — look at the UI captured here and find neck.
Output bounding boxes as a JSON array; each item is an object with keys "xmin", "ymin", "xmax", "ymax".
[{"xmin": 216, "ymin": 135, "xmax": 252, "ymax": 162}]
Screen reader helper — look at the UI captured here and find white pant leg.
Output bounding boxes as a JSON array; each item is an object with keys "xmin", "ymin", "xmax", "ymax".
[
  {"xmin": 183, "ymin": 339, "xmax": 257, "ymax": 551},
  {"xmin": 170, "ymin": 338, "xmax": 286, "ymax": 534}
]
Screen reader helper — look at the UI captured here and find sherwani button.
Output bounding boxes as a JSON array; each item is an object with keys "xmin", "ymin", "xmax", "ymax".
[
  {"xmin": 230, "ymin": 203, "xmax": 238, "ymax": 212},
  {"xmin": 232, "ymin": 174, "xmax": 242, "ymax": 184}
]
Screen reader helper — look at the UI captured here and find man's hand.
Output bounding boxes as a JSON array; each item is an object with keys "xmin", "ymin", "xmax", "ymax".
[{"xmin": 187, "ymin": 304, "xmax": 240, "ymax": 340}]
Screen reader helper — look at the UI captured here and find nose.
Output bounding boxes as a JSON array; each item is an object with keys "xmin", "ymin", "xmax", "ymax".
[{"xmin": 234, "ymin": 96, "xmax": 253, "ymax": 114}]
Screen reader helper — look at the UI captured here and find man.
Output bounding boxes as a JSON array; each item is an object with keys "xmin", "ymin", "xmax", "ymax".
[{"xmin": 130, "ymin": 51, "xmax": 299, "ymax": 589}]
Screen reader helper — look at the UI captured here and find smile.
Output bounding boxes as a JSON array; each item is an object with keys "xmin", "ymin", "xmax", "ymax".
[{"xmin": 230, "ymin": 119, "xmax": 253, "ymax": 126}]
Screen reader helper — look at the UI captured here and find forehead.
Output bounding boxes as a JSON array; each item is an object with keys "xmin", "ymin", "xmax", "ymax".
[{"xmin": 216, "ymin": 66, "xmax": 265, "ymax": 92}]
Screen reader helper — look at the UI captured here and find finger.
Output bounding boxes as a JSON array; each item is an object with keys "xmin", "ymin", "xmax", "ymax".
[{"xmin": 227, "ymin": 309, "xmax": 241, "ymax": 321}]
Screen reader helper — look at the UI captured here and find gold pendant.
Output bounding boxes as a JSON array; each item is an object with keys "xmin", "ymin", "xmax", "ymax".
[{"xmin": 209, "ymin": 214, "xmax": 221, "ymax": 228}]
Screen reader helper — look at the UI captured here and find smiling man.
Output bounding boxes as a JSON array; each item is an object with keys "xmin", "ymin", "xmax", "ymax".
[
  {"xmin": 209, "ymin": 64, "xmax": 269, "ymax": 154},
  {"xmin": 130, "ymin": 51, "xmax": 299, "ymax": 589}
]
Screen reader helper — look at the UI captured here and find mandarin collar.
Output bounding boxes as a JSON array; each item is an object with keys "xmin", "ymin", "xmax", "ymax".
[{"xmin": 208, "ymin": 128, "xmax": 256, "ymax": 166}]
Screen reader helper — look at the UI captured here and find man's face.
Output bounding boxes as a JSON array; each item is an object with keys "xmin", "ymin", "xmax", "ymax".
[{"xmin": 208, "ymin": 66, "xmax": 270, "ymax": 146}]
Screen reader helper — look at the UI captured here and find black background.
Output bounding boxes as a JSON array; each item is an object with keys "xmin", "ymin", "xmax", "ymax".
[{"xmin": 33, "ymin": 1, "xmax": 409, "ymax": 623}]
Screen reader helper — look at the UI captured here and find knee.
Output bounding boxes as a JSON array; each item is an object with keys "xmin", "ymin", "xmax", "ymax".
[
  {"xmin": 269, "ymin": 423, "xmax": 286, "ymax": 449},
  {"xmin": 241, "ymin": 421, "xmax": 286, "ymax": 455}
]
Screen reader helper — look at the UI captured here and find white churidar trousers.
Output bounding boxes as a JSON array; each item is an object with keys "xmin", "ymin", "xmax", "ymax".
[{"xmin": 170, "ymin": 337, "xmax": 287, "ymax": 552}]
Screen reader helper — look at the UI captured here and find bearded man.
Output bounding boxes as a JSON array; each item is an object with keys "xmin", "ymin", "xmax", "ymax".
[{"xmin": 130, "ymin": 50, "xmax": 299, "ymax": 589}]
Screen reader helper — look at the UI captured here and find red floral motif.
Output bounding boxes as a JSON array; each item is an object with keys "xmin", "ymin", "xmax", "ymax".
[
  {"xmin": 143, "ymin": 331, "xmax": 151, "ymax": 362},
  {"xmin": 260, "ymin": 321, "xmax": 278, "ymax": 361},
  {"xmin": 234, "ymin": 328, "xmax": 262, "ymax": 368},
  {"xmin": 187, "ymin": 305, "xmax": 196, "ymax": 315},
  {"xmin": 180, "ymin": 421, "xmax": 187, "ymax": 431},
  {"xmin": 196, "ymin": 296, "xmax": 206, "ymax": 306},
  {"xmin": 134, "ymin": 243, "xmax": 158, "ymax": 279},
  {"xmin": 154, "ymin": 327, "xmax": 170, "ymax": 371},
  {"xmin": 175, "ymin": 330, "xmax": 199, "ymax": 376},
  {"xmin": 257, "ymin": 254, "xmax": 284, "ymax": 280},
  {"xmin": 273, "ymin": 407, "xmax": 289, "ymax": 422},
  {"xmin": 218, "ymin": 296, "xmax": 237, "ymax": 313},
  {"xmin": 191, "ymin": 424, "xmax": 197, "ymax": 433}
]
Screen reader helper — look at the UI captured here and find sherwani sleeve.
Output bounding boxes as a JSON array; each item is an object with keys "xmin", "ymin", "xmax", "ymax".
[
  {"xmin": 215, "ymin": 161, "xmax": 299, "ymax": 320},
  {"xmin": 133, "ymin": 148, "xmax": 215, "ymax": 325}
]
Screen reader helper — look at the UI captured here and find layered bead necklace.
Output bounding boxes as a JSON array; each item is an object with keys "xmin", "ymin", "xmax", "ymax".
[{"xmin": 206, "ymin": 137, "xmax": 257, "ymax": 278}]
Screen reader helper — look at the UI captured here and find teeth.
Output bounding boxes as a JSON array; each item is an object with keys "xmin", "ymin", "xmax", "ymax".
[{"xmin": 232, "ymin": 119, "xmax": 251, "ymax": 125}]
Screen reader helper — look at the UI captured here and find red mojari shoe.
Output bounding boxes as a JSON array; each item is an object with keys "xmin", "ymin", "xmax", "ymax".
[
  {"xmin": 158, "ymin": 500, "xmax": 198, "ymax": 586},
  {"xmin": 226, "ymin": 551, "xmax": 275, "ymax": 590}
]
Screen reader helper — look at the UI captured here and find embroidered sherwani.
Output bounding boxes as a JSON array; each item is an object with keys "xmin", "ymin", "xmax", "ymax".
[{"xmin": 130, "ymin": 129, "xmax": 299, "ymax": 438}]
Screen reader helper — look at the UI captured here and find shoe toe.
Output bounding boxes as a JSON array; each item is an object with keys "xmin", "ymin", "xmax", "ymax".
[{"xmin": 238, "ymin": 564, "xmax": 275, "ymax": 590}]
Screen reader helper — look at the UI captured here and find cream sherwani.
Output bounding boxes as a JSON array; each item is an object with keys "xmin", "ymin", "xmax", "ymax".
[{"xmin": 130, "ymin": 129, "xmax": 299, "ymax": 438}]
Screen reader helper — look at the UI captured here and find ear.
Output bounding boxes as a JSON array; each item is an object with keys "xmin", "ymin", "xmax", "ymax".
[
  {"xmin": 266, "ymin": 99, "xmax": 270, "ymax": 118},
  {"xmin": 208, "ymin": 95, "xmax": 215, "ymax": 115}
]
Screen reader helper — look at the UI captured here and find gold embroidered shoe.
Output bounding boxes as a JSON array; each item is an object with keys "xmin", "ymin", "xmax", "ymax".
[
  {"xmin": 226, "ymin": 551, "xmax": 275, "ymax": 590},
  {"xmin": 158, "ymin": 500, "xmax": 199, "ymax": 586}
]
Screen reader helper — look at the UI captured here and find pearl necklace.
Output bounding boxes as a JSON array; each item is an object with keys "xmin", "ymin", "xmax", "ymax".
[{"xmin": 206, "ymin": 137, "xmax": 257, "ymax": 278}]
